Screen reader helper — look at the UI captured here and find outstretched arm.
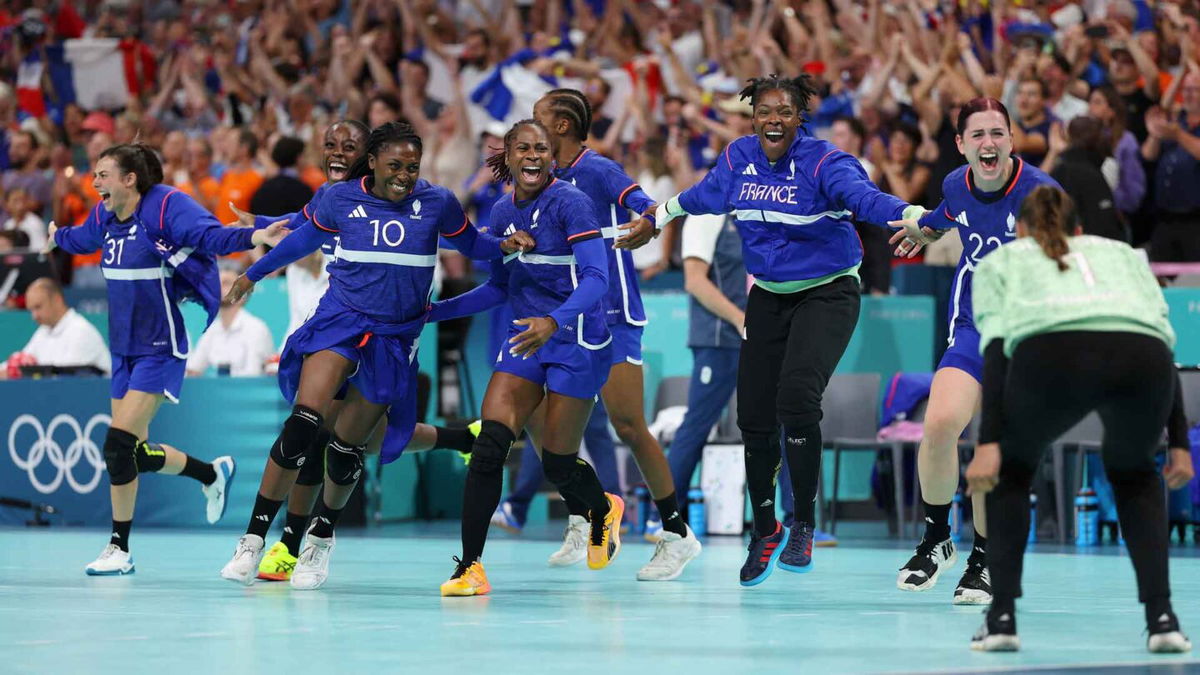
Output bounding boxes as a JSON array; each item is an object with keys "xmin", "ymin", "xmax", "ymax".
[{"xmin": 245, "ymin": 221, "xmax": 334, "ymax": 282}]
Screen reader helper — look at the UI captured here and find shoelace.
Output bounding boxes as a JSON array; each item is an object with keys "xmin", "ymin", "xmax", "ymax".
[
  {"xmin": 590, "ymin": 520, "xmax": 606, "ymax": 546},
  {"xmin": 450, "ymin": 556, "xmax": 471, "ymax": 580},
  {"xmin": 299, "ymin": 541, "xmax": 328, "ymax": 567},
  {"xmin": 100, "ymin": 543, "xmax": 120, "ymax": 559}
]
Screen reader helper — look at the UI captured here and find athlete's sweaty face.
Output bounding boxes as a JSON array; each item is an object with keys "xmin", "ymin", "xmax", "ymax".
[
  {"xmin": 93, "ymin": 156, "xmax": 138, "ymax": 216},
  {"xmin": 753, "ymin": 88, "xmax": 801, "ymax": 163},
  {"xmin": 323, "ymin": 123, "xmax": 367, "ymax": 183},
  {"xmin": 507, "ymin": 123, "xmax": 552, "ymax": 197},
  {"xmin": 368, "ymin": 141, "xmax": 421, "ymax": 202},
  {"xmin": 957, "ymin": 110, "xmax": 1013, "ymax": 189}
]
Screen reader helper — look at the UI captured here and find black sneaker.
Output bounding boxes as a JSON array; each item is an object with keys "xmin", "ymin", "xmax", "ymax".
[
  {"xmin": 1148, "ymin": 611, "xmax": 1193, "ymax": 653},
  {"xmin": 897, "ymin": 537, "xmax": 957, "ymax": 591},
  {"xmin": 739, "ymin": 522, "xmax": 788, "ymax": 587},
  {"xmin": 971, "ymin": 610, "xmax": 1019, "ymax": 651},
  {"xmin": 953, "ymin": 554, "xmax": 992, "ymax": 605}
]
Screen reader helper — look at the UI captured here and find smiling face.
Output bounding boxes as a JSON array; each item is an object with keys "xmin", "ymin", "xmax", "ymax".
[
  {"xmin": 752, "ymin": 88, "xmax": 801, "ymax": 162},
  {"xmin": 956, "ymin": 109, "xmax": 1013, "ymax": 189},
  {"xmin": 1015, "ymin": 80, "xmax": 1045, "ymax": 120},
  {"xmin": 92, "ymin": 156, "xmax": 138, "ymax": 215},
  {"xmin": 506, "ymin": 124, "xmax": 553, "ymax": 198},
  {"xmin": 324, "ymin": 123, "xmax": 367, "ymax": 183},
  {"xmin": 368, "ymin": 141, "xmax": 421, "ymax": 202}
]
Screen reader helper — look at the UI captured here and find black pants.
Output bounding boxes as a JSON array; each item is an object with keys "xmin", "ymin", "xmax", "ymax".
[
  {"xmin": 737, "ymin": 276, "xmax": 860, "ymax": 528},
  {"xmin": 855, "ymin": 221, "xmax": 892, "ymax": 294},
  {"xmin": 986, "ymin": 331, "xmax": 1174, "ymax": 609},
  {"xmin": 1149, "ymin": 212, "xmax": 1200, "ymax": 262}
]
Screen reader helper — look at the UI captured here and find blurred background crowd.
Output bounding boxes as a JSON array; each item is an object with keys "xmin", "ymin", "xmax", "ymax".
[{"xmin": 0, "ymin": 0, "xmax": 1197, "ymax": 302}]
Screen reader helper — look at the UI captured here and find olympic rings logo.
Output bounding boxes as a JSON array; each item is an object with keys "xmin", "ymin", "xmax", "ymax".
[{"xmin": 8, "ymin": 414, "xmax": 111, "ymax": 495}]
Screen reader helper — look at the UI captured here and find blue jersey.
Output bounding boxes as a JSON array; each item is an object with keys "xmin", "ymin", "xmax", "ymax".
[
  {"xmin": 55, "ymin": 186, "xmax": 256, "ymax": 357},
  {"xmin": 919, "ymin": 157, "xmax": 1061, "ymax": 327},
  {"xmin": 554, "ymin": 149, "xmax": 655, "ymax": 327},
  {"xmin": 677, "ymin": 135, "xmax": 910, "ymax": 283},
  {"xmin": 312, "ymin": 178, "xmax": 473, "ymax": 324},
  {"xmin": 488, "ymin": 179, "xmax": 610, "ymax": 349}
]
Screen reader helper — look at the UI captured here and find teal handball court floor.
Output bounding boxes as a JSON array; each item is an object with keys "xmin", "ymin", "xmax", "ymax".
[{"xmin": 2, "ymin": 524, "xmax": 1199, "ymax": 674}]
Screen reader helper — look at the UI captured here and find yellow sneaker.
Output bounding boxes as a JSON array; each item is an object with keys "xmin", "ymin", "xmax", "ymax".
[
  {"xmin": 257, "ymin": 541, "xmax": 297, "ymax": 581},
  {"xmin": 440, "ymin": 557, "xmax": 491, "ymax": 596},
  {"xmin": 587, "ymin": 493, "xmax": 624, "ymax": 570}
]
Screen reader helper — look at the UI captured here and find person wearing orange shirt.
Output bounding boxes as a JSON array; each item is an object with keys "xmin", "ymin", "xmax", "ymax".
[
  {"xmin": 213, "ymin": 130, "xmax": 263, "ymax": 224},
  {"xmin": 177, "ymin": 138, "xmax": 221, "ymax": 214}
]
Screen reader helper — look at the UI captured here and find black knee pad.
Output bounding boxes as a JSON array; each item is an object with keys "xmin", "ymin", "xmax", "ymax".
[
  {"xmin": 541, "ymin": 450, "xmax": 583, "ymax": 486},
  {"xmin": 468, "ymin": 420, "xmax": 515, "ymax": 475},
  {"xmin": 270, "ymin": 405, "xmax": 323, "ymax": 470},
  {"xmin": 135, "ymin": 440, "xmax": 167, "ymax": 473},
  {"xmin": 326, "ymin": 435, "xmax": 365, "ymax": 486},
  {"xmin": 296, "ymin": 427, "xmax": 332, "ymax": 486},
  {"xmin": 103, "ymin": 427, "xmax": 139, "ymax": 486}
]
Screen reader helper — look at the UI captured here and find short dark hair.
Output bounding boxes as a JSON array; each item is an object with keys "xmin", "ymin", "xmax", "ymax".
[
  {"xmin": 541, "ymin": 88, "xmax": 593, "ymax": 142},
  {"xmin": 238, "ymin": 129, "xmax": 259, "ymax": 156},
  {"xmin": 347, "ymin": 121, "xmax": 424, "ymax": 180},
  {"xmin": 271, "ymin": 136, "xmax": 305, "ymax": 169},
  {"xmin": 833, "ymin": 115, "xmax": 866, "ymax": 141},
  {"xmin": 1017, "ymin": 76, "xmax": 1049, "ymax": 99},
  {"xmin": 738, "ymin": 74, "xmax": 819, "ymax": 121}
]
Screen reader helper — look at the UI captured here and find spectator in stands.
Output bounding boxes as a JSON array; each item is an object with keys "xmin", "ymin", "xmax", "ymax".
[
  {"xmin": 3, "ymin": 187, "xmax": 46, "ymax": 250},
  {"xmin": 248, "ymin": 136, "xmax": 313, "ymax": 219},
  {"xmin": 1046, "ymin": 116, "xmax": 1126, "ymax": 241},
  {"xmin": 1012, "ymin": 78, "xmax": 1056, "ymax": 169},
  {"xmin": 214, "ymin": 129, "xmax": 263, "ymax": 225},
  {"xmin": 186, "ymin": 268, "xmax": 275, "ymax": 377},
  {"xmin": 2, "ymin": 130, "xmax": 52, "ymax": 217},
  {"xmin": 1041, "ymin": 54, "xmax": 1089, "ymax": 124},
  {"xmin": 160, "ymin": 131, "xmax": 188, "ymax": 187},
  {"xmin": 1088, "ymin": 84, "xmax": 1146, "ymax": 218},
  {"xmin": 7, "ymin": 277, "xmax": 110, "ymax": 376},
  {"xmin": 177, "ymin": 138, "xmax": 220, "ymax": 215},
  {"xmin": 1143, "ymin": 70, "xmax": 1200, "ymax": 262}
]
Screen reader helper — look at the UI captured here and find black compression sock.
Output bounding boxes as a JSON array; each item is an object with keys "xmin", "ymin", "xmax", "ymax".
[
  {"xmin": 281, "ymin": 511, "xmax": 309, "ymax": 557},
  {"xmin": 542, "ymin": 451, "xmax": 609, "ymax": 518},
  {"xmin": 782, "ymin": 423, "xmax": 822, "ymax": 524},
  {"xmin": 655, "ymin": 494, "xmax": 687, "ymax": 537},
  {"xmin": 923, "ymin": 500, "xmax": 952, "ymax": 541},
  {"xmin": 971, "ymin": 532, "xmax": 988, "ymax": 560},
  {"xmin": 247, "ymin": 494, "xmax": 284, "ymax": 539},
  {"xmin": 110, "ymin": 519, "xmax": 132, "ymax": 552},
  {"xmin": 434, "ymin": 426, "xmax": 476, "ymax": 454},
  {"xmin": 744, "ymin": 432, "xmax": 782, "ymax": 537},
  {"xmin": 180, "ymin": 455, "xmax": 217, "ymax": 485},
  {"xmin": 308, "ymin": 504, "xmax": 342, "ymax": 539}
]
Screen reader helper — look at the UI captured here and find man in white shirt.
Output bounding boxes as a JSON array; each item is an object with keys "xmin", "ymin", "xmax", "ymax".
[
  {"xmin": 14, "ymin": 277, "xmax": 110, "ymax": 374},
  {"xmin": 187, "ymin": 269, "xmax": 275, "ymax": 377}
]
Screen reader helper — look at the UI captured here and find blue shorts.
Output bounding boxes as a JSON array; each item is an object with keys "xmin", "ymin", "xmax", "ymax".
[
  {"xmin": 608, "ymin": 322, "xmax": 644, "ymax": 367},
  {"xmin": 110, "ymin": 353, "xmax": 186, "ymax": 403},
  {"xmin": 496, "ymin": 330, "xmax": 611, "ymax": 400},
  {"xmin": 937, "ymin": 319, "xmax": 982, "ymax": 383}
]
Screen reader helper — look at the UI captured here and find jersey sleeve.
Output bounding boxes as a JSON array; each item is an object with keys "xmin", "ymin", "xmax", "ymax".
[
  {"xmin": 310, "ymin": 186, "xmax": 342, "ymax": 233},
  {"xmin": 54, "ymin": 204, "xmax": 105, "ymax": 254},
  {"xmin": 163, "ymin": 190, "xmax": 256, "ymax": 255},
  {"xmin": 816, "ymin": 151, "xmax": 909, "ymax": 227},
  {"xmin": 676, "ymin": 145, "xmax": 735, "ymax": 215},
  {"xmin": 561, "ymin": 192, "xmax": 603, "ymax": 243},
  {"xmin": 918, "ymin": 198, "xmax": 957, "ymax": 230},
  {"xmin": 436, "ymin": 191, "xmax": 472, "ymax": 238},
  {"xmin": 602, "ymin": 160, "xmax": 656, "ymax": 216}
]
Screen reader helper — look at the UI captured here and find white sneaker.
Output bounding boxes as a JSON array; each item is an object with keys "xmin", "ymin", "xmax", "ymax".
[
  {"xmin": 291, "ymin": 531, "xmax": 335, "ymax": 590},
  {"xmin": 547, "ymin": 515, "xmax": 589, "ymax": 567},
  {"xmin": 202, "ymin": 456, "xmax": 236, "ymax": 524},
  {"xmin": 220, "ymin": 534, "xmax": 265, "ymax": 585},
  {"xmin": 897, "ymin": 537, "xmax": 957, "ymax": 591},
  {"xmin": 85, "ymin": 543, "xmax": 134, "ymax": 576},
  {"xmin": 1149, "ymin": 631, "xmax": 1193, "ymax": 653},
  {"xmin": 637, "ymin": 524, "xmax": 702, "ymax": 581}
]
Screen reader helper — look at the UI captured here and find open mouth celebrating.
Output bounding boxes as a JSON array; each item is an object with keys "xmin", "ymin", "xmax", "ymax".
[
  {"xmin": 979, "ymin": 150, "xmax": 1000, "ymax": 172},
  {"xmin": 518, "ymin": 164, "xmax": 545, "ymax": 186},
  {"xmin": 327, "ymin": 160, "xmax": 348, "ymax": 180}
]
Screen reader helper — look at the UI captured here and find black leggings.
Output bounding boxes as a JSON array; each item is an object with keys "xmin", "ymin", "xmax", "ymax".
[
  {"xmin": 984, "ymin": 331, "xmax": 1175, "ymax": 611},
  {"xmin": 737, "ymin": 276, "xmax": 860, "ymax": 532}
]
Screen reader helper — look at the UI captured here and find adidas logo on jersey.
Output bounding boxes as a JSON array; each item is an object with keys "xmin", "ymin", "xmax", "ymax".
[
  {"xmin": 504, "ymin": 224, "xmax": 517, "ymax": 236},
  {"xmin": 348, "ymin": 205, "xmax": 368, "ymax": 218},
  {"xmin": 742, "ymin": 164, "xmax": 758, "ymax": 176},
  {"xmin": 956, "ymin": 211, "xmax": 971, "ymax": 228}
]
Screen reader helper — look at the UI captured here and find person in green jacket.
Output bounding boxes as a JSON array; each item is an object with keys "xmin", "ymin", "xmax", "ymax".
[{"xmin": 966, "ymin": 185, "xmax": 1194, "ymax": 654}]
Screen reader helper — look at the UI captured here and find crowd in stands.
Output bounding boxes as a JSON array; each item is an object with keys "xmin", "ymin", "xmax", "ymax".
[{"xmin": 0, "ymin": 0, "xmax": 1197, "ymax": 309}]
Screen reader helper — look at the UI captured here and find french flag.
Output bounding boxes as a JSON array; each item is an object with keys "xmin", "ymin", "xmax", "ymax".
[
  {"xmin": 469, "ymin": 49, "xmax": 554, "ymax": 124},
  {"xmin": 16, "ymin": 38, "xmax": 136, "ymax": 119}
]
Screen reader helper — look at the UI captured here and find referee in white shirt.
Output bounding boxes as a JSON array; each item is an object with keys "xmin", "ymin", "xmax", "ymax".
[
  {"xmin": 187, "ymin": 269, "xmax": 275, "ymax": 377},
  {"xmin": 12, "ymin": 277, "xmax": 111, "ymax": 374}
]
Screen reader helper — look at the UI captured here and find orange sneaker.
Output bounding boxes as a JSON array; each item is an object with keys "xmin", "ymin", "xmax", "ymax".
[
  {"xmin": 587, "ymin": 493, "xmax": 624, "ymax": 570},
  {"xmin": 440, "ymin": 557, "xmax": 491, "ymax": 596}
]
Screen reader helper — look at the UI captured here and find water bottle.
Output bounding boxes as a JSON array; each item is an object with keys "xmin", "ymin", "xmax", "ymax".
[
  {"xmin": 949, "ymin": 491, "xmax": 963, "ymax": 542},
  {"xmin": 687, "ymin": 487, "xmax": 706, "ymax": 537},
  {"xmin": 633, "ymin": 485, "xmax": 650, "ymax": 535},
  {"xmin": 1075, "ymin": 487, "xmax": 1099, "ymax": 546},
  {"xmin": 1028, "ymin": 492, "xmax": 1038, "ymax": 544}
]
